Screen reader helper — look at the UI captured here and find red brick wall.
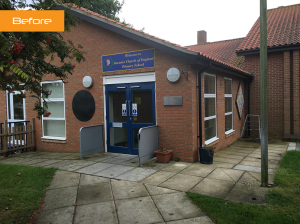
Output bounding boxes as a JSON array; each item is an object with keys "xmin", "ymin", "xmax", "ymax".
[{"xmin": 244, "ymin": 52, "xmax": 285, "ymax": 137}]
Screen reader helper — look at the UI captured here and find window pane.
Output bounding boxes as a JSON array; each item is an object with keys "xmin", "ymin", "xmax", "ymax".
[
  {"xmin": 43, "ymin": 82, "xmax": 63, "ymax": 98},
  {"xmin": 225, "ymin": 97, "xmax": 232, "ymax": 113},
  {"xmin": 44, "ymin": 101, "xmax": 64, "ymax": 118},
  {"xmin": 43, "ymin": 120, "xmax": 65, "ymax": 138},
  {"xmin": 225, "ymin": 79, "xmax": 232, "ymax": 94},
  {"xmin": 225, "ymin": 114, "xmax": 233, "ymax": 132},
  {"xmin": 204, "ymin": 75, "xmax": 215, "ymax": 94},
  {"xmin": 109, "ymin": 91, "xmax": 127, "ymax": 123},
  {"xmin": 205, "ymin": 118, "xmax": 216, "ymax": 141},
  {"xmin": 132, "ymin": 89, "xmax": 153, "ymax": 124},
  {"xmin": 13, "ymin": 96, "xmax": 24, "ymax": 120},
  {"xmin": 110, "ymin": 127, "xmax": 127, "ymax": 147},
  {"xmin": 205, "ymin": 98, "xmax": 215, "ymax": 117}
]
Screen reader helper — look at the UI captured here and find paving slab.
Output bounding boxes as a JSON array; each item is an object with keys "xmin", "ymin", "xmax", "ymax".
[
  {"xmin": 102, "ymin": 155, "xmax": 137, "ymax": 164},
  {"xmin": 75, "ymin": 162, "xmax": 115, "ymax": 174},
  {"xmin": 206, "ymin": 167, "xmax": 244, "ymax": 182},
  {"xmin": 116, "ymin": 168, "xmax": 157, "ymax": 182},
  {"xmin": 116, "ymin": 196, "xmax": 164, "ymax": 224},
  {"xmin": 179, "ymin": 164, "xmax": 215, "ymax": 177},
  {"xmin": 141, "ymin": 159, "xmax": 174, "ymax": 170},
  {"xmin": 206, "ymin": 161, "xmax": 236, "ymax": 169},
  {"xmin": 214, "ymin": 153, "xmax": 245, "ymax": 160},
  {"xmin": 152, "ymin": 192, "xmax": 204, "ymax": 222},
  {"xmin": 225, "ymin": 183, "xmax": 269, "ymax": 204},
  {"xmin": 30, "ymin": 159, "xmax": 62, "ymax": 167},
  {"xmin": 48, "ymin": 172, "xmax": 80, "ymax": 189},
  {"xmin": 215, "ymin": 150, "xmax": 250, "ymax": 157},
  {"xmin": 248, "ymin": 171, "xmax": 275, "ymax": 184},
  {"xmin": 111, "ymin": 181, "xmax": 149, "ymax": 199},
  {"xmin": 234, "ymin": 164, "xmax": 275, "ymax": 174},
  {"xmin": 94, "ymin": 164, "xmax": 135, "ymax": 178},
  {"xmin": 140, "ymin": 171, "xmax": 177, "ymax": 185},
  {"xmin": 161, "ymin": 162, "xmax": 192, "ymax": 173},
  {"xmin": 119, "ymin": 157, "xmax": 140, "ymax": 167},
  {"xmin": 74, "ymin": 201, "xmax": 118, "ymax": 224},
  {"xmin": 79, "ymin": 174, "xmax": 109, "ymax": 185},
  {"xmin": 160, "ymin": 174, "xmax": 203, "ymax": 192},
  {"xmin": 43, "ymin": 160, "xmax": 77, "ymax": 168},
  {"xmin": 77, "ymin": 182, "xmax": 113, "ymax": 205},
  {"xmin": 235, "ymin": 172, "xmax": 261, "ymax": 187},
  {"xmin": 242, "ymin": 157, "xmax": 280, "ymax": 165},
  {"xmin": 59, "ymin": 160, "xmax": 96, "ymax": 171},
  {"xmin": 15, "ymin": 158, "xmax": 45, "ymax": 166},
  {"xmin": 43, "ymin": 187, "xmax": 77, "ymax": 210},
  {"xmin": 35, "ymin": 206, "xmax": 74, "ymax": 224},
  {"xmin": 213, "ymin": 157, "xmax": 242, "ymax": 164},
  {"xmin": 166, "ymin": 216, "xmax": 214, "ymax": 224},
  {"xmin": 145, "ymin": 184, "xmax": 179, "ymax": 195},
  {"xmin": 189, "ymin": 178, "xmax": 235, "ymax": 199},
  {"xmin": 239, "ymin": 160, "xmax": 278, "ymax": 169}
]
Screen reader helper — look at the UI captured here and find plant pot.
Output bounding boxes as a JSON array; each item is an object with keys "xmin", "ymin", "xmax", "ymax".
[
  {"xmin": 199, "ymin": 147, "xmax": 214, "ymax": 164},
  {"xmin": 154, "ymin": 150, "xmax": 173, "ymax": 163}
]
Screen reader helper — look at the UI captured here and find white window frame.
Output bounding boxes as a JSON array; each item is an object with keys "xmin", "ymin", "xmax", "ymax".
[
  {"xmin": 6, "ymin": 84, "xmax": 26, "ymax": 123},
  {"xmin": 204, "ymin": 73, "xmax": 218, "ymax": 145},
  {"xmin": 224, "ymin": 78, "xmax": 234, "ymax": 135},
  {"xmin": 41, "ymin": 80, "xmax": 66, "ymax": 140}
]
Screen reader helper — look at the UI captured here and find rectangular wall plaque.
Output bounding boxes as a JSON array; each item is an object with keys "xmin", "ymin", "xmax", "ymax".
[
  {"xmin": 102, "ymin": 49, "xmax": 154, "ymax": 72},
  {"xmin": 164, "ymin": 96, "xmax": 182, "ymax": 106}
]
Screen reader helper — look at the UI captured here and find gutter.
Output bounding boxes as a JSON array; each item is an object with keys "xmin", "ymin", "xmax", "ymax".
[{"xmin": 198, "ymin": 63, "xmax": 211, "ymax": 158}]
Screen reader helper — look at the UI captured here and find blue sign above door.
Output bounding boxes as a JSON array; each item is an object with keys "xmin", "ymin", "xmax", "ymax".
[{"xmin": 102, "ymin": 49, "xmax": 155, "ymax": 72}]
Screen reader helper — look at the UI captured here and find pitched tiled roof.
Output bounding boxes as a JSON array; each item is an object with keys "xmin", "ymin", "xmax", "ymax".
[
  {"xmin": 237, "ymin": 4, "xmax": 300, "ymax": 52},
  {"xmin": 187, "ymin": 38, "xmax": 245, "ymax": 69},
  {"xmin": 66, "ymin": 4, "xmax": 251, "ymax": 76}
]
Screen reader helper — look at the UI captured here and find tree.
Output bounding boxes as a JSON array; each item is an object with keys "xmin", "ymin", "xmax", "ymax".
[
  {"xmin": 69, "ymin": 0, "xmax": 132, "ymax": 27},
  {"xmin": 0, "ymin": 0, "xmax": 85, "ymax": 118}
]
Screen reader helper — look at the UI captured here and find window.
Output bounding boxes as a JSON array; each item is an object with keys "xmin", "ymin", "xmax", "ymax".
[
  {"xmin": 41, "ymin": 81, "xmax": 66, "ymax": 140},
  {"xmin": 204, "ymin": 73, "xmax": 217, "ymax": 144},
  {"xmin": 224, "ymin": 78, "xmax": 233, "ymax": 134}
]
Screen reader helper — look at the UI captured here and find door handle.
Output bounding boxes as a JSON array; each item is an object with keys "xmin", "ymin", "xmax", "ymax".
[{"xmin": 128, "ymin": 100, "xmax": 131, "ymax": 116}]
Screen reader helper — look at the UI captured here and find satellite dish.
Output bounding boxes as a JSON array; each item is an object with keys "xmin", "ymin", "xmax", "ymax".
[{"xmin": 167, "ymin": 68, "xmax": 180, "ymax": 82}]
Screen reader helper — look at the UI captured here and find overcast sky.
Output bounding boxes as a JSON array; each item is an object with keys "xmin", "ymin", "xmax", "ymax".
[{"xmin": 118, "ymin": 0, "xmax": 300, "ymax": 46}]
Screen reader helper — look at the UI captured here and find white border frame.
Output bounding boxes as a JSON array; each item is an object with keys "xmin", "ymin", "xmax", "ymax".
[
  {"xmin": 103, "ymin": 72, "xmax": 156, "ymax": 152},
  {"xmin": 224, "ymin": 78, "xmax": 234, "ymax": 135},
  {"xmin": 40, "ymin": 80, "xmax": 66, "ymax": 140},
  {"xmin": 204, "ymin": 72, "xmax": 218, "ymax": 145},
  {"xmin": 6, "ymin": 86, "xmax": 26, "ymax": 123}
]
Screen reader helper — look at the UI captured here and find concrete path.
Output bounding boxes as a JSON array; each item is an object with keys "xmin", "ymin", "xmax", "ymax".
[{"xmin": 0, "ymin": 139, "xmax": 290, "ymax": 223}]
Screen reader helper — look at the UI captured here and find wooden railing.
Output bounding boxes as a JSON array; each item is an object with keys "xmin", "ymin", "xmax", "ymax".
[{"xmin": 0, "ymin": 118, "xmax": 35, "ymax": 156}]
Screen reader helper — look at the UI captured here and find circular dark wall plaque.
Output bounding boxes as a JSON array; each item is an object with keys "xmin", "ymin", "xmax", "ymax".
[{"xmin": 72, "ymin": 90, "xmax": 95, "ymax": 121}]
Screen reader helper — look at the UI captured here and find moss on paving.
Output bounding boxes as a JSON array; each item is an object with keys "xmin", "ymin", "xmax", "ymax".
[
  {"xmin": 0, "ymin": 163, "xmax": 57, "ymax": 224},
  {"xmin": 188, "ymin": 151, "xmax": 300, "ymax": 224}
]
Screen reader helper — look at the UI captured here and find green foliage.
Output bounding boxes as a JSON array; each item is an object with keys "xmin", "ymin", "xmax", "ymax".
[
  {"xmin": 188, "ymin": 151, "xmax": 300, "ymax": 224},
  {"xmin": 0, "ymin": 0, "xmax": 86, "ymax": 118},
  {"xmin": 69, "ymin": 0, "xmax": 133, "ymax": 27},
  {"xmin": 0, "ymin": 163, "xmax": 57, "ymax": 224}
]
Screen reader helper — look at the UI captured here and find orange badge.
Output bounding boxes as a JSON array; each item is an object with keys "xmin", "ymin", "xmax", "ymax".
[{"xmin": 0, "ymin": 10, "xmax": 64, "ymax": 32}]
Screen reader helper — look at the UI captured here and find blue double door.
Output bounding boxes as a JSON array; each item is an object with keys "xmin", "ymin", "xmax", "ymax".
[{"xmin": 105, "ymin": 82, "xmax": 156, "ymax": 155}]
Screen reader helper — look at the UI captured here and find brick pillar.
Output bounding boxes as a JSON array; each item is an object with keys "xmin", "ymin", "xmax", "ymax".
[
  {"xmin": 283, "ymin": 51, "xmax": 291, "ymax": 135},
  {"xmin": 293, "ymin": 50, "xmax": 300, "ymax": 135}
]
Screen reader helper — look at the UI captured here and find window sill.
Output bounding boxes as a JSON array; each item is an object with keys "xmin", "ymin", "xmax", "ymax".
[
  {"xmin": 205, "ymin": 137, "xmax": 219, "ymax": 146},
  {"xmin": 225, "ymin": 130, "xmax": 235, "ymax": 138},
  {"xmin": 41, "ymin": 139, "xmax": 67, "ymax": 144}
]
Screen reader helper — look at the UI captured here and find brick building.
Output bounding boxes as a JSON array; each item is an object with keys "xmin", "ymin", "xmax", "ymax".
[{"xmin": 10, "ymin": 4, "xmax": 300, "ymax": 162}]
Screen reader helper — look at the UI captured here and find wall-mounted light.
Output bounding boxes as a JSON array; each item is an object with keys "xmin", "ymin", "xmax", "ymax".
[{"xmin": 83, "ymin": 76, "xmax": 93, "ymax": 88}]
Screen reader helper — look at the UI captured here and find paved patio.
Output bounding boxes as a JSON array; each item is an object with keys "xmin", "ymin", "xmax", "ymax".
[{"xmin": 0, "ymin": 138, "xmax": 292, "ymax": 223}]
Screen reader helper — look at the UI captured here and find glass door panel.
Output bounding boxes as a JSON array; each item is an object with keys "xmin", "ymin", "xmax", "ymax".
[
  {"xmin": 132, "ymin": 89, "xmax": 153, "ymax": 124},
  {"xmin": 109, "ymin": 91, "xmax": 127, "ymax": 123}
]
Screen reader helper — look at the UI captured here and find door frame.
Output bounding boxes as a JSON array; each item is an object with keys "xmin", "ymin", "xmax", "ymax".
[
  {"xmin": 6, "ymin": 88, "xmax": 26, "ymax": 124},
  {"xmin": 103, "ymin": 72, "xmax": 156, "ymax": 153}
]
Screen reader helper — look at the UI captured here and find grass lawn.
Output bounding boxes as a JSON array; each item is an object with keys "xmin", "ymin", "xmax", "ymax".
[
  {"xmin": 188, "ymin": 151, "xmax": 300, "ymax": 224},
  {"xmin": 0, "ymin": 163, "xmax": 57, "ymax": 224}
]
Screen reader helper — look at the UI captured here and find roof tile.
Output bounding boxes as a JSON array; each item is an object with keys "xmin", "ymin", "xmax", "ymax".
[{"xmin": 237, "ymin": 4, "xmax": 300, "ymax": 51}]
